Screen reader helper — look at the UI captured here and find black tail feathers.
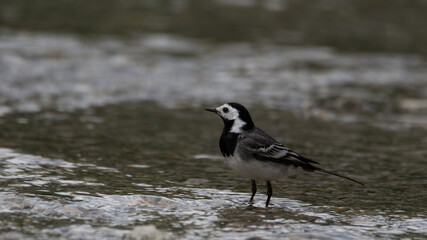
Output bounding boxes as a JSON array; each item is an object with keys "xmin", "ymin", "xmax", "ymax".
[{"xmin": 314, "ymin": 168, "xmax": 365, "ymax": 186}]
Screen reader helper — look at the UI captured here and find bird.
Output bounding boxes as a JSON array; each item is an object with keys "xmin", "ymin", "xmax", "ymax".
[{"xmin": 205, "ymin": 102, "xmax": 364, "ymax": 207}]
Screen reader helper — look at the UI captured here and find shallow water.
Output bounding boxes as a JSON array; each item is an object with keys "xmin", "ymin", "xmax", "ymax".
[
  {"xmin": 1, "ymin": 32, "xmax": 426, "ymax": 129},
  {"xmin": 1, "ymin": 1, "xmax": 427, "ymax": 238},
  {"xmin": 0, "ymin": 102, "xmax": 426, "ymax": 239}
]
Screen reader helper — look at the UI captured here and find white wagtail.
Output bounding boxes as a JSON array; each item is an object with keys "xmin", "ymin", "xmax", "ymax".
[{"xmin": 205, "ymin": 102, "xmax": 364, "ymax": 207}]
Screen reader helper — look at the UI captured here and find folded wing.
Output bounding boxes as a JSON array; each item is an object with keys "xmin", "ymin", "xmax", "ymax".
[
  {"xmin": 238, "ymin": 129, "xmax": 364, "ymax": 186},
  {"xmin": 238, "ymin": 131, "xmax": 319, "ymax": 171}
]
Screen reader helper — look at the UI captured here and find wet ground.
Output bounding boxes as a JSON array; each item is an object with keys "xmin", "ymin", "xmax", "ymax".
[
  {"xmin": 0, "ymin": 102, "xmax": 426, "ymax": 239},
  {"xmin": 1, "ymin": 0, "xmax": 427, "ymax": 239}
]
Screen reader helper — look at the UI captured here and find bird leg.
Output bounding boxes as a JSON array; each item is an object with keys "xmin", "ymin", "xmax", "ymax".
[
  {"xmin": 266, "ymin": 181, "xmax": 273, "ymax": 207},
  {"xmin": 249, "ymin": 179, "xmax": 257, "ymax": 204}
]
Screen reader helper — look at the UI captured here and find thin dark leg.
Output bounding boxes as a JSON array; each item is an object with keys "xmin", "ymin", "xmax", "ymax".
[
  {"xmin": 266, "ymin": 181, "xmax": 273, "ymax": 207},
  {"xmin": 249, "ymin": 179, "xmax": 257, "ymax": 203}
]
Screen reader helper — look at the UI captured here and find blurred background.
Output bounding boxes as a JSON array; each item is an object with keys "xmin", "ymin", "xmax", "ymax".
[
  {"xmin": 0, "ymin": 0, "xmax": 426, "ymax": 126},
  {"xmin": 0, "ymin": 1, "xmax": 426, "ymax": 239}
]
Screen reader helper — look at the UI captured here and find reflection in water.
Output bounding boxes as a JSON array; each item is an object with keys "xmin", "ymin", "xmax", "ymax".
[{"xmin": 0, "ymin": 103, "xmax": 426, "ymax": 239}]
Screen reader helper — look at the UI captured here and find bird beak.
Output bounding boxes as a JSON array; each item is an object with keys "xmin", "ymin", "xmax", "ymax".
[{"xmin": 204, "ymin": 108, "xmax": 218, "ymax": 113}]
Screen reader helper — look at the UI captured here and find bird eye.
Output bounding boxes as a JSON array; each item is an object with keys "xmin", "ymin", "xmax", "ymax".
[{"xmin": 223, "ymin": 107, "xmax": 229, "ymax": 113}]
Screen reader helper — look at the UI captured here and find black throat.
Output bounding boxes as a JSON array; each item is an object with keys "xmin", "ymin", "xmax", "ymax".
[
  {"xmin": 217, "ymin": 103, "xmax": 255, "ymax": 157},
  {"xmin": 219, "ymin": 128, "xmax": 239, "ymax": 157},
  {"xmin": 219, "ymin": 118, "xmax": 254, "ymax": 157}
]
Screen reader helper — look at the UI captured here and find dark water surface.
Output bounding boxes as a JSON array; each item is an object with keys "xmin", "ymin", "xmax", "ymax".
[
  {"xmin": 2, "ymin": 0, "xmax": 427, "ymax": 55},
  {"xmin": 1, "ymin": 0, "xmax": 427, "ymax": 239},
  {"xmin": 0, "ymin": 102, "xmax": 426, "ymax": 239}
]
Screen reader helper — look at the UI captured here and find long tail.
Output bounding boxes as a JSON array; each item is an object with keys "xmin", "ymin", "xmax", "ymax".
[{"xmin": 314, "ymin": 168, "xmax": 365, "ymax": 186}]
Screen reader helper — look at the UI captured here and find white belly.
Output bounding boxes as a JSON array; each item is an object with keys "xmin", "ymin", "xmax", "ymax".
[{"xmin": 224, "ymin": 154, "xmax": 302, "ymax": 181}]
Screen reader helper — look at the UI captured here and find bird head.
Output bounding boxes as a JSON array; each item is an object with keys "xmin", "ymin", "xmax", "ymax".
[{"xmin": 205, "ymin": 102, "xmax": 254, "ymax": 133}]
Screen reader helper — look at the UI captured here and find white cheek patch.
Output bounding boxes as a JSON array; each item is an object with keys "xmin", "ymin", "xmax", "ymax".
[
  {"xmin": 230, "ymin": 117, "xmax": 246, "ymax": 133},
  {"xmin": 216, "ymin": 103, "xmax": 246, "ymax": 132},
  {"xmin": 217, "ymin": 104, "xmax": 238, "ymax": 120}
]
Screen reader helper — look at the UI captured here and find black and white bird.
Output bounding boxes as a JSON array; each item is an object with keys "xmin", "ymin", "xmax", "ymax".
[{"xmin": 205, "ymin": 102, "xmax": 364, "ymax": 207}]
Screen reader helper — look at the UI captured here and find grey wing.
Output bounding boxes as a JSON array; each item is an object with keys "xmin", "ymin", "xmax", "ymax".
[
  {"xmin": 238, "ymin": 131, "xmax": 319, "ymax": 168},
  {"xmin": 238, "ymin": 130, "xmax": 365, "ymax": 185}
]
